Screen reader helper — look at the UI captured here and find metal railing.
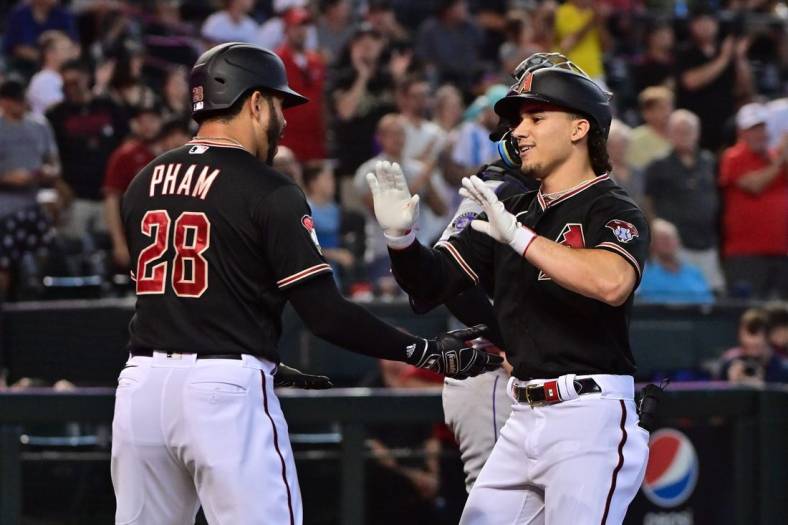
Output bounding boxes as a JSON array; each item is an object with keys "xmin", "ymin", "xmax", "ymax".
[{"xmin": 1, "ymin": 385, "xmax": 787, "ymax": 525}]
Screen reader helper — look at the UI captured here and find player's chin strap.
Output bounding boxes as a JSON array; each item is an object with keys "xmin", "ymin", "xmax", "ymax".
[
  {"xmin": 636, "ymin": 377, "xmax": 670, "ymax": 432},
  {"xmin": 496, "ymin": 130, "xmax": 521, "ymax": 169}
]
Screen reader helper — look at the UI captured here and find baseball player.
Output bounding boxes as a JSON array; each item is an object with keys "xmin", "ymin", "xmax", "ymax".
[
  {"xmin": 433, "ymin": 76, "xmax": 543, "ymax": 491},
  {"xmin": 434, "ymin": 158, "xmax": 535, "ymax": 493},
  {"xmin": 111, "ymin": 42, "xmax": 501, "ymax": 525},
  {"xmin": 367, "ymin": 53, "xmax": 650, "ymax": 524}
]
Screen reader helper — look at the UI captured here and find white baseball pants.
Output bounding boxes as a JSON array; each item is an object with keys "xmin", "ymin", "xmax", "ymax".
[
  {"xmin": 460, "ymin": 374, "xmax": 649, "ymax": 525},
  {"xmin": 111, "ymin": 352, "xmax": 302, "ymax": 525}
]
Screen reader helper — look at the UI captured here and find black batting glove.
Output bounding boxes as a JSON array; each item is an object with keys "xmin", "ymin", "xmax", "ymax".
[
  {"xmin": 405, "ymin": 324, "xmax": 504, "ymax": 379},
  {"xmin": 274, "ymin": 363, "xmax": 333, "ymax": 389}
]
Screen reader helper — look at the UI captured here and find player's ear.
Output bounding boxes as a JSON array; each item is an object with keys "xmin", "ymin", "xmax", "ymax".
[
  {"xmin": 248, "ymin": 90, "xmax": 264, "ymax": 119},
  {"xmin": 570, "ymin": 116, "xmax": 590, "ymax": 143}
]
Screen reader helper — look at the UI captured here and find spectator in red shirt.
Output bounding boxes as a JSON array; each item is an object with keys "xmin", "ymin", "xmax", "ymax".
[
  {"xmin": 719, "ymin": 103, "xmax": 788, "ymax": 299},
  {"xmin": 103, "ymin": 112, "xmax": 190, "ymax": 270},
  {"xmin": 276, "ymin": 7, "xmax": 327, "ymax": 162}
]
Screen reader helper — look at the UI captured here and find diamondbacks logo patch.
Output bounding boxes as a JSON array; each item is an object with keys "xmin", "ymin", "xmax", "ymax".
[
  {"xmin": 538, "ymin": 223, "xmax": 585, "ymax": 280},
  {"xmin": 605, "ymin": 220, "xmax": 639, "ymax": 243},
  {"xmin": 301, "ymin": 215, "xmax": 322, "ymax": 254}
]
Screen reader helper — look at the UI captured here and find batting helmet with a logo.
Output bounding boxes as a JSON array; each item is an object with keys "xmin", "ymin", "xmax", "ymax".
[
  {"xmin": 494, "ymin": 53, "xmax": 612, "ymax": 138},
  {"xmin": 189, "ymin": 42, "xmax": 308, "ymax": 119}
]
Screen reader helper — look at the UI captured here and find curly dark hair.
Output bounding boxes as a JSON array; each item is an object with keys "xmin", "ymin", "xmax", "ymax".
[
  {"xmin": 587, "ymin": 126, "xmax": 611, "ymax": 176},
  {"xmin": 567, "ymin": 112, "xmax": 611, "ymax": 176}
]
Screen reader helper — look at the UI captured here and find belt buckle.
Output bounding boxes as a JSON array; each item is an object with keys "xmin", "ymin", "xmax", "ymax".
[{"xmin": 524, "ymin": 384, "xmax": 541, "ymax": 408}]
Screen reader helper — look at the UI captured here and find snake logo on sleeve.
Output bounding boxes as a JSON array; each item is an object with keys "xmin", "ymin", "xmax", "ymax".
[{"xmin": 605, "ymin": 219, "xmax": 640, "ymax": 243}]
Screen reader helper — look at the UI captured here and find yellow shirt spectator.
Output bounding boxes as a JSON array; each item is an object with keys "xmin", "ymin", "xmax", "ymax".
[{"xmin": 554, "ymin": 2, "xmax": 604, "ymax": 80}]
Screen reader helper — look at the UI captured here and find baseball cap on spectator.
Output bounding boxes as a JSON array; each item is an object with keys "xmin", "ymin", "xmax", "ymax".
[
  {"xmin": 283, "ymin": 7, "xmax": 312, "ymax": 27},
  {"xmin": 736, "ymin": 103, "xmax": 769, "ymax": 130},
  {"xmin": 464, "ymin": 84, "xmax": 508, "ymax": 121},
  {"xmin": 0, "ymin": 78, "xmax": 26, "ymax": 101}
]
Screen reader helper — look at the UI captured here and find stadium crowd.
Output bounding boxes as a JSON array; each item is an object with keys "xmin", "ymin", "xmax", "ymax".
[
  {"xmin": 0, "ymin": 0, "xmax": 786, "ymax": 333},
  {"xmin": 0, "ymin": 1, "xmax": 787, "ymax": 521},
  {"xmin": 0, "ymin": 0, "xmax": 786, "ymax": 304}
]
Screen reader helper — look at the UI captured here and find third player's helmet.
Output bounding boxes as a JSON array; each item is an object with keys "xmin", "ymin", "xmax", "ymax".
[
  {"xmin": 494, "ymin": 53, "xmax": 613, "ymax": 138},
  {"xmin": 189, "ymin": 42, "xmax": 308, "ymax": 119}
]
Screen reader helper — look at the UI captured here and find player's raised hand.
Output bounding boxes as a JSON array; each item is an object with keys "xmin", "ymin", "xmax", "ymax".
[
  {"xmin": 460, "ymin": 176, "xmax": 537, "ymax": 256},
  {"xmin": 274, "ymin": 363, "xmax": 333, "ymax": 389},
  {"xmin": 366, "ymin": 160, "xmax": 419, "ymax": 236},
  {"xmin": 406, "ymin": 324, "xmax": 504, "ymax": 379}
]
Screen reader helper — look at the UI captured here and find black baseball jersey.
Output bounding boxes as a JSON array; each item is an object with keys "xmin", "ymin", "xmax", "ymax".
[
  {"xmin": 122, "ymin": 139, "xmax": 331, "ymax": 362},
  {"xmin": 392, "ymin": 174, "xmax": 649, "ymax": 380}
]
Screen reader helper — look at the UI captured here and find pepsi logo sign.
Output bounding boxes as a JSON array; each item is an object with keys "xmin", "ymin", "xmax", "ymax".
[{"xmin": 642, "ymin": 429, "xmax": 699, "ymax": 508}]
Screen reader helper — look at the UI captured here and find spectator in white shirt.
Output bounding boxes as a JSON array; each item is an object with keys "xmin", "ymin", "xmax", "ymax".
[
  {"xmin": 353, "ymin": 114, "xmax": 447, "ymax": 294},
  {"xmin": 26, "ymin": 30, "xmax": 78, "ymax": 116},
  {"xmin": 201, "ymin": 0, "xmax": 259, "ymax": 45},
  {"xmin": 396, "ymin": 76, "xmax": 452, "ymax": 242}
]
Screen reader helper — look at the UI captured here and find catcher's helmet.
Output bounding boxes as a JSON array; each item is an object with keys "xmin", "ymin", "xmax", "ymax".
[
  {"xmin": 494, "ymin": 53, "xmax": 612, "ymax": 138},
  {"xmin": 189, "ymin": 43, "xmax": 308, "ymax": 119}
]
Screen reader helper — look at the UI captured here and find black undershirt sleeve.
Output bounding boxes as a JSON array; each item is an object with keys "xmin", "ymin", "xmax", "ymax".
[
  {"xmin": 444, "ymin": 287, "xmax": 505, "ymax": 349},
  {"xmin": 285, "ymin": 274, "xmax": 420, "ymax": 362},
  {"xmin": 388, "ymin": 240, "xmax": 474, "ymax": 308}
]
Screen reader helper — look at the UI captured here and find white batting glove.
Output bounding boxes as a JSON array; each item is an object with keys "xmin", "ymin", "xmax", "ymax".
[
  {"xmin": 366, "ymin": 160, "xmax": 420, "ymax": 247},
  {"xmin": 459, "ymin": 176, "xmax": 537, "ymax": 256}
]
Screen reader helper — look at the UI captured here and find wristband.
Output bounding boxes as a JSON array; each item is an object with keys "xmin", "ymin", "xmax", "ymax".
[
  {"xmin": 405, "ymin": 338, "xmax": 430, "ymax": 365},
  {"xmin": 509, "ymin": 224, "xmax": 537, "ymax": 256},
  {"xmin": 385, "ymin": 229, "xmax": 416, "ymax": 250}
]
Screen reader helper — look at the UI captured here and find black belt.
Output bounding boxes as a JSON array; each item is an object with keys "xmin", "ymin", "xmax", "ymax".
[
  {"xmin": 512, "ymin": 377, "xmax": 602, "ymax": 407},
  {"xmin": 130, "ymin": 349, "xmax": 242, "ymax": 360}
]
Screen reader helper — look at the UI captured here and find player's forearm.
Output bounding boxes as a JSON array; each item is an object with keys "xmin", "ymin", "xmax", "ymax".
[
  {"xmin": 444, "ymin": 287, "xmax": 505, "ymax": 348},
  {"xmin": 287, "ymin": 275, "xmax": 416, "ymax": 362},
  {"xmin": 525, "ymin": 238, "xmax": 636, "ymax": 306},
  {"xmin": 388, "ymin": 239, "xmax": 469, "ymax": 308}
]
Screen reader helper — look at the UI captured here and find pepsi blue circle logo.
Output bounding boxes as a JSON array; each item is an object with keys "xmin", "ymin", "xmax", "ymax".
[{"xmin": 642, "ymin": 429, "xmax": 698, "ymax": 508}]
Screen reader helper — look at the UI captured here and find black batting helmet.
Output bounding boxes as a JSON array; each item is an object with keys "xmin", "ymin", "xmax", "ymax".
[
  {"xmin": 494, "ymin": 53, "xmax": 612, "ymax": 138},
  {"xmin": 189, "ymin": 43, "xmax": 308, "ymax": 119}
]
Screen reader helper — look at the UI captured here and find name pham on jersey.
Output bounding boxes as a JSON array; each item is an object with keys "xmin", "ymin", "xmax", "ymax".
[{"xmin": 148, "ymin": 163, "xmax": 220, "ymax": 200}]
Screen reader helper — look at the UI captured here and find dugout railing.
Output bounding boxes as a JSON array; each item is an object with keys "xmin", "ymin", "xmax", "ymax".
[
  {"xmin": 0, "ymin": 298, "xmax": 748, "ymax": 385},
  {"xmin": 1, "ymin": 386, "xmax": 787, "ymax": 525}
]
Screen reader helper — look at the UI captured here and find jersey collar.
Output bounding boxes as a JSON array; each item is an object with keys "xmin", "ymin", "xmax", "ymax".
[
  {"xmin": 187, "ymin": 138, "xmax": 249, "ymax": 152},
  {"xmin": 536, "ymin": 174, "xmax": 609, "ymax": 211}
]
